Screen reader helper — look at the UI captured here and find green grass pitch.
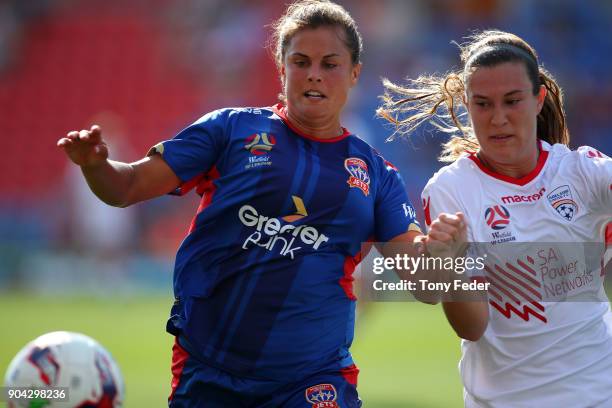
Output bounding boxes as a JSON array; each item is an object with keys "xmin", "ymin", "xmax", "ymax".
[{"xmin": 0, "ymin": 295, "xmax": 463, "ymax": 407}]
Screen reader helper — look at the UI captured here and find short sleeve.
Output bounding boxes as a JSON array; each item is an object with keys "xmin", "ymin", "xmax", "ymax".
[
  {"xmin": 421, "ymin": 176, "xmax": 464, "ymax": 230},
  {"xmin": 148, "ymin": 109, "xmax": 230, "ymax": 195},
  {"xmin": 421, "ymin": 172, "xmax": 483, "ymax": 279},
  {"xmin": 374, "ymin": 161, "xmax": 421, "ymax": 242},
  {"xmin": 576, "ymin": 146, "xmax": 612, "ymax": 214}
]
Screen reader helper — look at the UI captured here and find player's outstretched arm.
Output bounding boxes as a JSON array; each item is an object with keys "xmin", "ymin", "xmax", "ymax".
[
  {"xmin": 425, "ymin": 213, "xmax": 488, "ymax": 341},
  {"xmin": 57, "ymin": 125, "xmax": 180, "ymax": 207}
]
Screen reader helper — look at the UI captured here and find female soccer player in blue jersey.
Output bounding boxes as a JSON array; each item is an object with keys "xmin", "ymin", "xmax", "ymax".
[{"xmin": 58, "ymin": 1, "xmax": 478, "ymax": 406}]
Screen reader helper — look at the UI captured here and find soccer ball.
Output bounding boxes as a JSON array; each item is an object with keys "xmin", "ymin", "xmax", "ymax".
[{"xmin": 4, "ymin": 331, "xmax": 124, "ymax": 407}]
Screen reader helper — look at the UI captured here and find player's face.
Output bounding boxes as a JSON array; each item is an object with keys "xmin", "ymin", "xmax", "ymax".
[
  {"xmin": 281, "ymin": 26, "xmax": 361, "ymax": 134},
  {"xmin": 466, "ymin": 62, "xmax": 546, "ymax": 172}
]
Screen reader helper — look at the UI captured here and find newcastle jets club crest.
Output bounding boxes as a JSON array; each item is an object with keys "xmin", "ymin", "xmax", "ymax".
[
  {"xmin": 305, "ymin": 384, "xmax": 339, "ymax": 408},
  {"xmin": 344, "ymin": 158, "xmax": 370, "ymax": 196},
  {"xmin": 547, "ymin": 185, "xmax": 578, "ymax": 221}
]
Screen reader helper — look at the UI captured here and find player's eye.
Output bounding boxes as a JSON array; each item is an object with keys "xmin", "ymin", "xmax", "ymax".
[
  {"xmin": 324, "ymin": 62, "xmax": 338, "ymax": 69},
  {"xmin": 506, "ymin": 99, "xmax": 521, "ymax": 105}
]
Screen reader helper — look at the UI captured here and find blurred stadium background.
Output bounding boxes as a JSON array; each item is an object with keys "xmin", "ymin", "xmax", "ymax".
[{"xmin": 1, "ymin": 0, "xmax": 611, "ymax": 406}]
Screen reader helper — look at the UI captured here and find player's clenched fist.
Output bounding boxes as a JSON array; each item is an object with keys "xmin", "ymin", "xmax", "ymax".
[
  {"xmin": 425, "ymin": 212, "xmax": 467, "ymax": 258},
  {"xmin": 57, "ymin": 125, "xmax": 108, "ymax": 168}
]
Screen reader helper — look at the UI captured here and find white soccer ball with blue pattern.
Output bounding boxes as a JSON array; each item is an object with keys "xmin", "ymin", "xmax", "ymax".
[{"xmin": 4, "ymin": 331, "xmax": 124, "ymax": 407}]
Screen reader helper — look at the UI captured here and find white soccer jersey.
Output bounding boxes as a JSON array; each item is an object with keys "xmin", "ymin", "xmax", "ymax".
[{"xmin": 422, "ymin": 142, "xmax": 612, "ymax": 408}]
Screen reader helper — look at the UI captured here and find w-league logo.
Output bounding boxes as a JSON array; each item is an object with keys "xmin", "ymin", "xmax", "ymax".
[
  {"xmin": 484, "ymin": 205, "xmax": 510, "ymax": 230},
  {"xmin": 245, "ymin": 133, "xmax": 276, "ymax": 155}
]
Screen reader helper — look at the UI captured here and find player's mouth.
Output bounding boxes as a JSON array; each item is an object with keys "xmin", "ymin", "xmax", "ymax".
[
  {"xmin": 489, "ymin": 134, "xmax": 513, "ymax": 141},
  {"xmin": 304, "ymin": 90, "xmax": 326, "ymax": 100}
]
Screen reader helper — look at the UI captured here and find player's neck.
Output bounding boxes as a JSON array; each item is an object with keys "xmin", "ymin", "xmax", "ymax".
[
  {"xmin": 477, "ymin": 149, "xmax": 540, "ymax": 179},
  {"xmin": 284, "ymin": 108, "xmax": 344, "ymax": 140}
]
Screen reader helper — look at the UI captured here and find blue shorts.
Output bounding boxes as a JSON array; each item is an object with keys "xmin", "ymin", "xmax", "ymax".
[{"xmin": 168, "ymin": 338, "xmax": 361, "ymax": 408}]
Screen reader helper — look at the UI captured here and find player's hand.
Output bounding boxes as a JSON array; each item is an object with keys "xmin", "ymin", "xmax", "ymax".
[
  {"xmin": 424, "ymin": 212, "xmax": 467, "ymax": 258},
  {"xmin": 57, "ymin": 125, "xmax": 109, "ymax": 168}
]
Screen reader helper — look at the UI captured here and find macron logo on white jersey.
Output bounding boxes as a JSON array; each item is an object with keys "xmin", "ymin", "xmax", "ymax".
[
  {"xmin": 501, "ymin": 187, "xmax": 546, "ymax": 204},
  {"xmin": 238, "ymin": 204, "xmax": 329, "ymax": 259}
]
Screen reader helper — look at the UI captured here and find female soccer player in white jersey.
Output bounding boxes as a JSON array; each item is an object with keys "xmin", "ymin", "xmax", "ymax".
[{"xmin": 379, "ymin": 30, "xmax": 612, "ymax": 407}]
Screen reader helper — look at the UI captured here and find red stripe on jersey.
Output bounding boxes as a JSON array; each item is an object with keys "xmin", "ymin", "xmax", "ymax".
[
  {"xmin": 340, "ymin": 241, "xmax": 373, "ymax": 300},
  {"xmin": 468, "ymin": 141, "xmax": 549, "ymax": 186},
  {"xmin": 272, "ymin": 103, "xmax": 352, "ymax": 143},
  {"xmin": 603, "ymin": 223, "xmax": 611, "ymax": 277},
  {"xmin": 472, "ymin": 276, "xmax": 487, "ymax": 283},
  {"xmin": 517, "ymin": 259, "xmax": 537, "ymax": 275},
  {"xmin": 488, "ymin": 286, "xmax": 503, "ymax": 302},
  {"xmin": 187, "ymin": 166, "xmax": 220, "ymax": 234},
  {"xmin": 384, "ymin": 160, "xmax": 398, "ymax": 171},
  {"xmin": 169, "ymin": 338, "xmax": 189, "ymax": 403},
  {"xmin": 489, "ymin": 300, "xmax": 547, "ymax": 323},
  {"xmin": 505, "ymin": 262, "xmax": 541, "ymax": 288},
  {"xmin": 485, "ymin": 266, "xmax": 521, "ymax": 304},
  {"xmin": 340, "ymin": 364, "xmax": 360, "ymax": 386},
  {"xmin": 176, "ymin": 173, "xmax": 205, "ymax": 196},
  {"xmin": 341, "ymin": 256, "xmax": 359, "ymax": 301},
  {"xmin": 423, "ymin": 197, "xmax": 432, "ymax": 226},
  {"xmin": 494, "ymin": 264, "xmax": 542, "ymax": 300}
]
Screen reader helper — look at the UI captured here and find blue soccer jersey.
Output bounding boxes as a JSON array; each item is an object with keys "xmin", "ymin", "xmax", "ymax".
[{"xmin": 149, "ymin": 104, "xmax": 419, "ymax": 381}]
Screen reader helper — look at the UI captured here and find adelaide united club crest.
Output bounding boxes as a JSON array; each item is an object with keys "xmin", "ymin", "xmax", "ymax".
[
  {"xmin": 344, "ymin": 158, "xmax": 370, "ymax": 196},
  {"xmin": 547, "ymin": 185, "xmax": 578, "ymax": 221}
]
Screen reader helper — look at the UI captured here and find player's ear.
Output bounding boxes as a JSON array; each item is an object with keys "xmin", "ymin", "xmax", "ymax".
[
  {"xmin": 280, "ymin": 64, "xmax": 286, "ymax": 85},
  {"xmin": 350, "ymin": 63, "xmax": 361, "ymax": 87},
  {"xmin": 536, "ymin": 85, "xmax": 547, "ymax": 113}
]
